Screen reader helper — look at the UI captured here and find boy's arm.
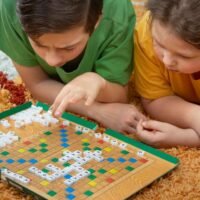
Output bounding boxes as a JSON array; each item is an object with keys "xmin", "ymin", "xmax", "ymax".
[
  {"xmin": 13, "ymin": 62, "xmax": 64, "ymax": 104},
  {"xmin": 142, "ymin": 95, "xmax": 200, "ymax": 136},
  {"xmin": 14, "ymin": 62, "xmax": 128, "ymax": 117},
  {"xmin": 51, "ymin": 72, "xmax": 128, "ymax": 116},
  {"xmin": 14, "ymin": 62, "xmax": 145, "ymax": 134},
  {"xmin": 97, "ymin": 79, "xmax": 128, "ymax": 103}
]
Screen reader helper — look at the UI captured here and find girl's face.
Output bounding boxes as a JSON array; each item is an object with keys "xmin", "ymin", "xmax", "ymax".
[
  {"xmin": 29, "ymin": 26, "xmax": 90, "ymax": 67},
  {"xmin": 152, "ymin": 19, "xmax": 200, "ymax": 74}
]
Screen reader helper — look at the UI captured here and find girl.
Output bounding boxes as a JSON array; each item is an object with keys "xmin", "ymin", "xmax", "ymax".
[{"xmin": 134, "ymin": 0, "xmax": 200, "ymax": 147}]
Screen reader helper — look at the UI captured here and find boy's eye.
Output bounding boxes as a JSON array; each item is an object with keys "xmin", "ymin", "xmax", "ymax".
[
  {"xmin": 63, "ymin": 47, "xmax": 75, "ymax": 51},
  {"xmin": 36, "ymin": 44, "xmax": 47, "ymax": 49}
]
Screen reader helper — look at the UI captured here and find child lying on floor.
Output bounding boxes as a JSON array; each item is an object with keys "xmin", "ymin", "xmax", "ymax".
[
  {"xmin": 134, "ymin": 0, "xmax": 200, "ymax": 147},
  {"xmin": 0, "ymin": 0, "xmax": 145, "ymax": 130}
]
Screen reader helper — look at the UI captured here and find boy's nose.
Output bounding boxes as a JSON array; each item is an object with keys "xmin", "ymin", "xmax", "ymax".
[{"xmin": 45, "ymin": 51, "xmax": 64, "ymax": 67}]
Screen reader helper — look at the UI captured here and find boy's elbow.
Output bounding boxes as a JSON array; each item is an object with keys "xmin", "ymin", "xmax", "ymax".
[
  {"xmin": 120, "ymin": 86, "xmax": 128, "ymax": 103},
  {"xmin": 121, "ymin": 94, "xmax": 128, "ymax": 103}
]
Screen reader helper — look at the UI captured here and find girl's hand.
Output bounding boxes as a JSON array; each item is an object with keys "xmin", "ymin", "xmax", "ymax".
[{"xmin": 136, "ymin": 120, "xmax": 185, "ymax": 147}]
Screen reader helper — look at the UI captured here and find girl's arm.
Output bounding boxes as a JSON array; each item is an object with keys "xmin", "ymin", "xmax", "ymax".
[{"xmin": 142, "ymin": 95, "xmax": 200, "ymax": 136}]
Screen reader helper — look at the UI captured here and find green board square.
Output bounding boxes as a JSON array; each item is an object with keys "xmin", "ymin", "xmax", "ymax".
[
  {"xmin": 83, "ymin": 147, "xmax": 91, "ymax": 151},
  {"xmin": 98, "ymin": 168, "xmax": 107, "ymax": 174},
  {"xmin": 75, "ymin": 131, "xmax": 83, "ymax": 135},
  {"xmin": 47, "ymin": 190, "xmax": 57, "ymax": 197},
  {"xmin": 88, "ymin": 174, "xmax": 96, "ymax": 180},
  {"xmin": 51, "ymin": 158, "xmax": 59, "ymax": 163},
  {"xmin": 84, "ymin": 190, "xmax": 94, "ymax": 197},
  {"xmin": 82, "ymin": 142, "xmax": 90, "ymax": 146},
  {"xmin": 40, "ymin": 148, "xmax": 48, "ymax": 153},
  {"xmin": 63, "ymin": 163, "xmax": 71, "ymax": 167},
  {"xmin": 42, "ymin": 168, "xmax": 50, "ymax": 173},
  {"xmin": 125, "ymin": 166, "xmax": 134, "ymax": 171},
  {"xmin": 40, "ymin": 143, "xmax": 48, "ymax": 147},
  {"xmin": 1, "ymin": 151, "xmax": 9, "ymax": 156},
  {"xmin": 44, "ymin": 131, "xmax": 52, "ymax": 136},
  {"xmin": 88, "ymin": 168, "xmax": 95, "ymax": 174},
  {"xmin": 121, "ymin": 150, "xmax": 129, "ymax": 155},
  {"xmin": 28, "ymin": 148, "xmax": 37, "ymax": 153},
  {"xmin": 93, "ymin": 147, "xmax": 102, "ymax": 151}
]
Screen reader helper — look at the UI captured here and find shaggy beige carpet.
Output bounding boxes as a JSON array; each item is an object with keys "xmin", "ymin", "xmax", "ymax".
[
  {"xmin": 0, "ymin": 1, "xmax": 200, "ymax": 199},
  {"xmin": 0, "ymin": 81, "xmax": 200, "ymax": 200}
]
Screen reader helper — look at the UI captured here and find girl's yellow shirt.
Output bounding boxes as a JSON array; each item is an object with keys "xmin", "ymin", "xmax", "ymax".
[{"xmin": 134, "ymin": 12, "xmax": 200, "ymax": 103}]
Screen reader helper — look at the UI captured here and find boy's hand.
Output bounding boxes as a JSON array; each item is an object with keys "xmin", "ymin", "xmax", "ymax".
[
  {"xmin": 95, "ymin": 103, "xmax": 146, "ymax": 134},
  {"xmin": 51, "ymin": 72, "xmax": 106, "ymax": 117}
]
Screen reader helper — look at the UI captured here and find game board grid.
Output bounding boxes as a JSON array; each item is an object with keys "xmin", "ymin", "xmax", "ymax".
[{"xmin": 0, "ymin": 119, "xmax": 154, "ymax": 200}]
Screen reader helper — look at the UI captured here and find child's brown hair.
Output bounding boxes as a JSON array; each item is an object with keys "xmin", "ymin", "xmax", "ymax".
[
  {"xmin": 17, "ymin": 0, "xmax": 103, "ymax": 38},
  {"xmin": 147, "ymin": 0, "xmax": 200, "ymax": 49}
]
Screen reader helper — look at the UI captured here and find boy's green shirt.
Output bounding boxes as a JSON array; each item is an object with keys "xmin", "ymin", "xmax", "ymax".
[{"xmin": 0, "ymin": 0, "xmax": 136, "ymax": 85}]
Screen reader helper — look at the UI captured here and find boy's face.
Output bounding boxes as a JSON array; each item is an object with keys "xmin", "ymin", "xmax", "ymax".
[
  {"xmin": 152, "ymin": 19, "xmax": 200, "ymax": 74},
  {"xmin": 29, "ymin": 26, "xmax": 90, "ymax": 67}
]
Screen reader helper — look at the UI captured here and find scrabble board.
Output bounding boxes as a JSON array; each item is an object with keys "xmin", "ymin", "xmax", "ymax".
[{"xmin": 0, "ymin": 102, "xmax": 179, "ymax": 200}]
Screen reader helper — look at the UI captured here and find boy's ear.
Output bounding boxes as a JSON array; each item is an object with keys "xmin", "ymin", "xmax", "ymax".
[{"xmin": 94, "ymin": 15, "xmax": 102, "ymax": 30}]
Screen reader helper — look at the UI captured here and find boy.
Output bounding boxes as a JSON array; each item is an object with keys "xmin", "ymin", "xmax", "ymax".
[
  {"xmin": 0, "ymin": 0, "xmax": 144, "ymax": 127},
  {"xmin": 134, "ymin": 0, "xmax": 200, "ymax": 147}
]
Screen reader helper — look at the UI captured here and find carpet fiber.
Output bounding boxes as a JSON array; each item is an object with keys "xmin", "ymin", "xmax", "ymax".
[{"xmin": 0, "ymin": 1, "xmax": 200, "ymax": 199}]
